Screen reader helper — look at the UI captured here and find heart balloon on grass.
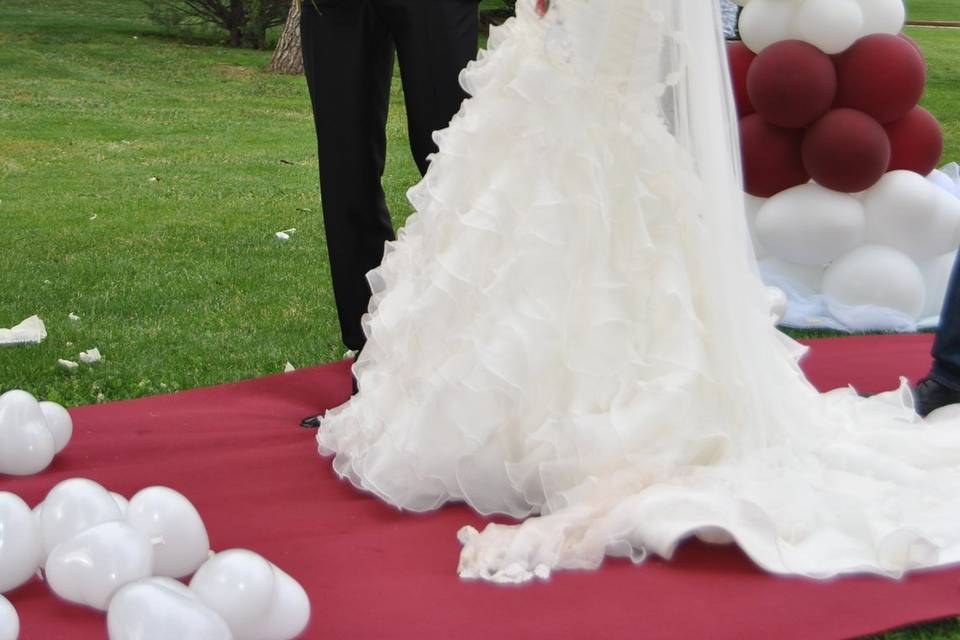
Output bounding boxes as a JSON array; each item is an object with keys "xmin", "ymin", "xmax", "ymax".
[
  {"xmin": 0, "ymin": 595, "xmax": 18, "ymax": 640},
  {"xmin": 45, "ymin": 521, "xmax": 154, "ymax": 611},
  {"xmin": 107, "ymin": 578, "xmax": 233, "ymax": 640},
  {"xmin": 0, "ymin": 493, "xmax": 44, "ymax": 594},
  {"xmin": 125, "ymin": 487, "xmax": 211, "ymax": 578},
  {"xmin": 190, "ymin": 549, "xmax": 310, "ymax": 640},
  {"xmin": 0, "ymin": 390, "xmax": 72, "ymax": 476}
]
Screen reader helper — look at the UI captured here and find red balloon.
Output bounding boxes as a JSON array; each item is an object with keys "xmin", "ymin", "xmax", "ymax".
[
  {"xmin": 898, "ymin": 33, "xmax": 923, "ymax": 56},
  {"xmin": 747, "ymin": 40, "xmax": 837, "ymax": 129},
  {"xmin": 802, "ymin": 109, "xmax": 891, "ymax": 193},
  {"xmin": 740, "ymin": 113, "xmax": 809, "ymax": 198},
  {"xmin": 834, "ymin": 34, "xmax": 926, "ymax": 124},
  {"xmin": 885, "ymin": 106, "xmax": 944, "ymax": 175},
  {"xmin": 727, "ymin": 41, "xmax": 756, "ymax": 117}
]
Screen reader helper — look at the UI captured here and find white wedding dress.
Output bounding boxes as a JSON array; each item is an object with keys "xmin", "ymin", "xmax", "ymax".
[{"xmin": 318, "ymin": 0, "xmax": 960, "ymax": 584}]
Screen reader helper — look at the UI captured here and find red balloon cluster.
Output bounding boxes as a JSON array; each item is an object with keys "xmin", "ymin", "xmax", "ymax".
[{"xmin": 730, "ymin": 34, "xmax": 942, "ymax": 198}]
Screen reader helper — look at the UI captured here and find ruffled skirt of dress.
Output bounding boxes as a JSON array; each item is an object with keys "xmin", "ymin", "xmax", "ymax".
[{"xmin": 318, "ymin": 15, "xmax": 960, "ymax": 584}]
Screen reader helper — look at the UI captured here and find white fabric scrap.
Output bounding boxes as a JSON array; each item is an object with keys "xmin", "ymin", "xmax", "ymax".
[
  {"xmin": 275, "ymin": 232, "xmax": 291, "ymax": 242},
  {"xmin": 0, "ymin": 316, "xmax": 47, "ymax": 346},
  {"xmin": 79, "ymin": 348, "xmax": 102, "ymax": 365},
  {"xmin": 68, "ymin": 313, "xmax": 80, "ymax": 321},
  {"xmin": 58, "ymin": 359, "xmax": 79, "ymax": 371}
]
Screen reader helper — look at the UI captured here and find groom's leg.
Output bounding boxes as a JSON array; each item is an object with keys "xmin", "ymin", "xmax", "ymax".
[
  {"xmin": 930, "ymin": 254, "xmax": 960, "ymax": 390},
  {"xmin": 301, "ymin": 0, "xmax": 396, "ymax": 352},
  {"xmin": 377, "ymin": 0, "xmax": 478, "ymax": 175}
]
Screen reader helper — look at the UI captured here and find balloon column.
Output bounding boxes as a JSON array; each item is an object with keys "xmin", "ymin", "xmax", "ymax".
[{"xmin": 730, "ymin": 0, "xmax": 960, "ymax": 331}]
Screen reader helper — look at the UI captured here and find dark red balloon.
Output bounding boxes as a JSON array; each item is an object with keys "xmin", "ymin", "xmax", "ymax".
[
  {"xmin": 727, "ymin": 41, "xmax": 756, "ymax": 117},
  {"xmin": 834, "ymin": 34, "xmax": 926, "ymax": 124},
  {"xmin": 885, "ymin": 106, "xmax": 944, "ymax": 175},
  {"xmin": 747, "ymin": 40, "xmax": 837, "ymax": 129},
  {"xmin": 898, "ymin": 32, "xmax": 923, "ymax": 56},
  {"xmin": 740, "ymin": 113, "xmax": 809, "ymax": 198},
  {"xmin": 802, "ymin": 109, "xmax": 891, "ymax": 193}
]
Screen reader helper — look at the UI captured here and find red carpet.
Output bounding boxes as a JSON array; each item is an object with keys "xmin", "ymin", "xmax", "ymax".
[{"xmin": 4, "ymin": 334, "xmax": 956, "ymax": 640}]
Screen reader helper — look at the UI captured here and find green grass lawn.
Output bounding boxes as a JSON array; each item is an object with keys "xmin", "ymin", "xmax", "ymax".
[
  {"xmin": 0, "ymin": 3, "xmax": 957, "ymax": 398},
  {"xmin": 907, "ymin": 0, "xmax": 960, "ymax": 22},
  {"xmin": 1, "ymin": 1, "xmax": 960, "ymax": 638}
]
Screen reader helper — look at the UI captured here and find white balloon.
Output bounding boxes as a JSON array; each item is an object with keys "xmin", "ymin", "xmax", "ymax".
[
  {"xmin": 0, "ymin": 493, "xmax": 43, "ymax": 594},
  {"xmin": 756, "ymin": 184, "xmax": 866, "ymax": 266},
  {"xmin": 40, "ymin": 478, "xmax": 123, "ymax": 558},
  {"xmin": 37, "ymin": 401, "xmax": 72, "ymax": 454},
  {"xmin": 111, "ymin": 493, "xmax": 130, "ymax": 516},
  {"xmin": 0, "ymin": 595, "xmax": 18, "ymax": 640},
  {"xmin": 126, "ymin": 487, "xmax": 210, "ymax": 579},
  {"xmin": 823, "ymin": 245, "xmax": 926, "ymax": 319},
  {"xmin": 46, "ymin": 521, "xmax": 154, "ymax": 611},
  {"xmin": 856, "ymin": 0, "xmax": 906, "ymax": 35},
  {"xmin": 796, "ymin": 0, "xmax": 864, "ymax": 54},
  {"xmin": 918, "ymin": 251, "xmax": 957, "ymax": 319},
  {"xmin": 864, "ymin": 171, "xmax": 960, "ymax": 260},
  {"xmin": 190, "ymin": 550, "xmax": 275, "ymax": 632},
  {"xmin": 0, "ymin": 391, "xmax": 56, "ymax": 476},
  {"xmin": 107, "ymin": 578, "xmax": 233, "ymax": 640},
  {"xmin": 739, "ymin": 0, "xmax": 797, "ymax": 53},
  {"xmin": 744, "ymin": 194, "xmax": 769, "ymax": 259},
  {"xmin": 190, "ymin": 550, "xmax": 310, "ymax": 640},
  {"xmin": 241, "ymin": 565, "xmax": 310, "ymax": 640}
]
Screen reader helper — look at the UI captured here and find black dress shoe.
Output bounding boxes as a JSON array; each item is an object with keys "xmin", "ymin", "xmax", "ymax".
[
  {"xmin": 299, "ymin": 362, "xmax": 359, "ymax": 429},
  {"xmin": 300, "ymin": 414, "xmax": 323, "ymax": 429},
  {"xmin": 913, "ymin": 377, "xmax": 960, "ymax": 417}
]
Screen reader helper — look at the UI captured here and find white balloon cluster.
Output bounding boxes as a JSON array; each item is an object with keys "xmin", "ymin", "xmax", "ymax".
[
  {"xmin": 0, "ymin": 480, "xmax": 309, "ymax": 640},
  {"xmin": 734, "ymin": 0, "xmax": 906, "ymax": 54},
  {"xmin": 753, "ymin": 171, "xmax": 960, "ymax": 330},
  {"xmin": 0, "ymin": 596, "xmax": 17, "ymax": 640},
  {"xmin": 0, "ymin": 390, "xmax": 72, "ymax": 476}
]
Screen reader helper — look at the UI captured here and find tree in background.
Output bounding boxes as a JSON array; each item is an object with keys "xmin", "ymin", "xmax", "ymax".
[
  {"xmin": 144, "ymin": 0, "xmax": 288, "ymax": 49},
  {"xmin": 270, "ymin": 0, "xmax": 302, "ymax": 74}
]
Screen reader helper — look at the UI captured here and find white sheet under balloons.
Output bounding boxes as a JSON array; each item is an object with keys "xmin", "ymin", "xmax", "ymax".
[{"xmin": 0, "ymin": 316, "xmax": 46, "ymax": 347}]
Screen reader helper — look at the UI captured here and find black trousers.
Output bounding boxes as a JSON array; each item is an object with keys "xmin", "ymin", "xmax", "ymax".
[
  {"xmin": 301, "ymin": 0, "xmax": 479, "ymax": 351},
  {"xmin": 931, "ymin": 253, "xmax": 960, "ymax": 390}
]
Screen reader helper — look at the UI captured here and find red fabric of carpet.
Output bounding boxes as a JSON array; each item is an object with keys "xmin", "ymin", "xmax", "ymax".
[{"xmin": 3, "ymin": 334, "xmax": 955, "ymax": 640}]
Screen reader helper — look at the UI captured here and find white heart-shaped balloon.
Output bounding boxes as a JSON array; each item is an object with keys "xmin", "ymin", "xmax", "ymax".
[
  {"xmin": 0, "ymin": 390, "xmax": 56, "ymax": 476},
  {"xmin": 45, "ymin": 521, "xmax": 153, "ymax": 611},
  {"xmin": 0, "ymin": 493, "xmax": 43, "ymax": 594},
  {"xmin": 37, "ymin": 401, "xmax": 72, "ymax": 454},
  {"xmin": 190, "ymin": 550, "xmax": 309, "ymax": 640},
  {"xmin": 107, "ymin": 577, "xmax": 233, "ymax": 640},
  {"xmin": 126, "ymin": 487, "xmax": 210, "ymax": 578},
  {"xmin": 0, "ymin": 594, "xmax": 18, "ymax": 640},
  {"xmin": 40, "ymin": 478, "xmax": 122, "ymax": 558},
  {"xmin": 189, "ymin": 550, "xmax": 275, "ymax": 631},
  {"xmin": 241, "ymin": 564, "xmax": 310, "ymax": 640},
  {"xmin": 111, "ymin": 493, "xmax": 130, "ymax": 515}
]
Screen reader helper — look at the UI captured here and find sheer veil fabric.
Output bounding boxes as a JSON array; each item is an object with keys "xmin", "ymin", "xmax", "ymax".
[{"xmin": 318, "ymin": 0, "xmax": 960, "ymax": 584}]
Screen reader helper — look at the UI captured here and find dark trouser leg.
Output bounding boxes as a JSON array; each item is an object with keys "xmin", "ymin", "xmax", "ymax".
[
  {"xmin": 301, "ymin": 1, "xmax": 396, "ymax": 352},
  {"xmin": 931, "ymin": 252, "xmax": 960, "ymax": 390},
  {"xmin": 376, "ymin": 0, "xmax": 478, "ymax": 175}
]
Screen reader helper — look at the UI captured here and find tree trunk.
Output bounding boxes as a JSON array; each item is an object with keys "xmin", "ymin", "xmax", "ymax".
[{"xmin": 270, "ymin": 1, "xmax": 303, "ymax": 74}]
